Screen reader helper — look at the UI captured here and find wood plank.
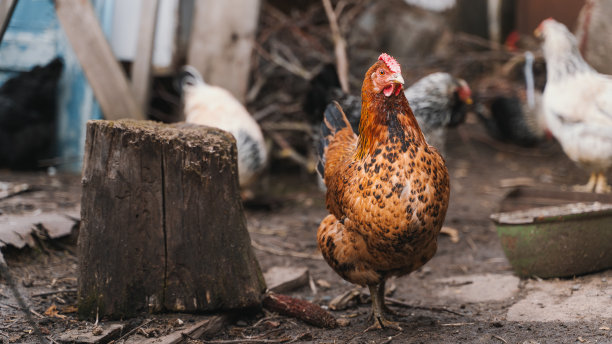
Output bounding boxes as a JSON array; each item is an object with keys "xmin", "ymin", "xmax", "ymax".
[
  {"xmin": 0, "ymin": 0, "xmax": 17, "ymax": 43},
  {"xmin": 132, "ymin": 0, "xmax": 159, "ymax": 113},
  {"xmin": 0, "ymin": 211, "xmax": 79, "ymax": 250},
  {"xmin": 54, "ymin": 0, "xmax": 144, "ymax": 120},
  {"xmin": 187, "ymin": 0, "xmax": 261, "ymax": 103}
]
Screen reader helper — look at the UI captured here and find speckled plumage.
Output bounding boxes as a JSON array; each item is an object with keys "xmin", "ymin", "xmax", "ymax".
[{"xmin": 317, "ymin": 58, "xmax": 450, "ymax": 329}]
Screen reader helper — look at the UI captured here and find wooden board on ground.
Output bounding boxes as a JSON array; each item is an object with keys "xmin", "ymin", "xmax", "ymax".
[
  {"xmin": 78, "ymin": 120, "xmax": 266, "ymax": 320},
  {"xmin": 0, "ymin": 211, "xmax": 79, "ymax": 250}
]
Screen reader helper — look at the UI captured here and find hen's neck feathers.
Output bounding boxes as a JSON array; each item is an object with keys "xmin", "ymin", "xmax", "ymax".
[
  {"xmin": 356, "ymin": 79, "xmax": 425, "ymax": 159},
  {"xmin": 543, "ymin": 26, "xmax": 595, "ymax": 82}
]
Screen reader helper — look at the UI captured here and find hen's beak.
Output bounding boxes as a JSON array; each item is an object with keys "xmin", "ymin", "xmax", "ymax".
[
  {"xmin": 390, "ymin": 73, "xmax": 405, "ymax": 85},
  {"xmin": 534, "ymin": 26, "xmax": 542, "ymax": 38},
  {"xmin": 464, "ymin": 97, "xmax": 473, "ymax": 105}
]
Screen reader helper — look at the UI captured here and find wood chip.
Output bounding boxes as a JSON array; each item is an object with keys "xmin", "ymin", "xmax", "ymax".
[
  {"xmin": 264, "ymin": 266, "xmax": 309, "ymax": 293},
  {"xmin": 499, "ymin": 177, "xmax": 535, "ymax": 188},
  {"xmin": 0, "ymin": 182, "xmax": 29, "ymax": 200},
  {"xmin": 440, "ymin": 322, "xmax": 475, "ymax": 326},
  {"xmin": 56, "ymin": 323, "xmax": 124, "ymax": 343},
  {"xmin": 316, "ymin": 279, "xmax": 331, "ymax": 289},
  {"xmin": 440, "ymin": 227, "xmax": 460, "ymax": 243},
  {"xmin": 328, "ymin": 289, "xmax": 362, "ymax": 311}
]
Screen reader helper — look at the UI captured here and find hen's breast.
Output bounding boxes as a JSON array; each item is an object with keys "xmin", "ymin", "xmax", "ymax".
[{"xmin": 339, "ymin": 140, "xmax": 450, "ymax": 272}]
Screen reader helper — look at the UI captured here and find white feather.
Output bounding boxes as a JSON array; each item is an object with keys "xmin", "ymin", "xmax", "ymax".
[
  {"xmin": 181, "ymin": 67, "xmax": 267, "ymax": 187},
  {"xmin": 540, "ymin": 19, "xmax": 612, "ymax": 173}
]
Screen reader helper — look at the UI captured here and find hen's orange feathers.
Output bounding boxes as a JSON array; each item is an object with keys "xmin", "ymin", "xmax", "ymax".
[{"xmin": 316, "ymin": 54, "xmax": 450, "ymax": 330}]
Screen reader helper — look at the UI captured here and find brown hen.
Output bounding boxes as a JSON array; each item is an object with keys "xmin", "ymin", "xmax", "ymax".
[{"xmin": 317, "ymin": 54, "xmax": 450, "ymax": 331}]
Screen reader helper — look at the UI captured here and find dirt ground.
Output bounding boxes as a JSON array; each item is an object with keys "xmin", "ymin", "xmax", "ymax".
[{"xmin": 0, "ymin": 121, "xmax": 611, "ymax": 344}]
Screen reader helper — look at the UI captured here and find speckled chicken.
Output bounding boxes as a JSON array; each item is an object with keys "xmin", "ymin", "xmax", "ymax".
[
  {"xmin": 179, "ymin": 66, "xmax": 267, "ymax": 188},
  {"xmin": 536, "ymin": 18, "xmax": 612, "ymax": 193},
  {"xmin": 317, "ymin": 54, "xmax": 450, "ymax": 330}
]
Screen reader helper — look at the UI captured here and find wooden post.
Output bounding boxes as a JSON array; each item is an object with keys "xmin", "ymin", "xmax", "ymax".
[
  {"xmin": 187, "ymin": 0, "xmax": 261, "ymax": 103},
  {"xmin": 55, "ymin": 0, "xmax": 144, "ymax": 120},
  {"xmin": 0, "ymin": 0, "xmax": 17, "ymax": 43},
  {"xmin": 78, "ymin": 120, "xmax": 265, "ymax": 319},
  {"xmin": 132, "ymin": 0, "xmax": 159, "ymax": 113}
]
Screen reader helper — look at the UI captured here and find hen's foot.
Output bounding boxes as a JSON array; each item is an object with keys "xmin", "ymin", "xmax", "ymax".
[
  {"xmin": 365, "ymin": 315, "xmax": 403, "ymax": 332},
  {"xmin": 595, "ymin": 173, "xmax": 611, "ymax": 194},
  {"xmin": 572, "ymin": 173, "xmax": 597, "ymax": 193}
]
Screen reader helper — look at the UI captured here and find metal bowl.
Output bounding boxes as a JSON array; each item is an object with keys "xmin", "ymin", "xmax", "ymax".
[{"xmin": 491, "ymin": 188, "xmax": 612, "ymax": 278}]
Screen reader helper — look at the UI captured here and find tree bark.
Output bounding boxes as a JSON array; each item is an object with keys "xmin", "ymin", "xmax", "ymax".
[{"xmin": 78, "ymin": 120, "xmax": 265, "ymax": 320}]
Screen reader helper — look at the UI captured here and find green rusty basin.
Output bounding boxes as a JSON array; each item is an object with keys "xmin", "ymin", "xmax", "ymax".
[{"xmin": 491, "ymin": 202, "xmax": 612, "ymax": 278}]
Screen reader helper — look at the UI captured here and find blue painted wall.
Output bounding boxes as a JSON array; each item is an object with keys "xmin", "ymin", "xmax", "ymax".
[{"xmin": 0, "ymin": 0, "xmax": 114, "ymax": 172}]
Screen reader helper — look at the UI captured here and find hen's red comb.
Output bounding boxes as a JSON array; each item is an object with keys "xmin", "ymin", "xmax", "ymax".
[{"xmin": 378, "ymin": 53, "xmax": 401, "ymax": 73}]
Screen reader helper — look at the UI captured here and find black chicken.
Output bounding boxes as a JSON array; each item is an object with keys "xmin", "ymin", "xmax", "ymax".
[{"xmin": 0, "ymin": 57, "xmax": 63, "ymax": 169}]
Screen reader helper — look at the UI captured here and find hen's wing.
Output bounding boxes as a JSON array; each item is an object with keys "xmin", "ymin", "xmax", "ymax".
[
  {"xmin": 546, "ymin": 73, "xmax": 612, "ymax": 126},
  {"xmin": 317, "ymin": 102, "xmax": 358, "ymax": 219}
]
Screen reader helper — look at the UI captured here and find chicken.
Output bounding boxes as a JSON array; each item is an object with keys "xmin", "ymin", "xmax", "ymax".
[
  {"xmin": 474, "ymin": 52, "xmax": 549, "ymax": 147},
  {"xmin": 536, "ymin": 18, "xmax": 612, "ymax": 193},
  {"xmin": 403, "ymin": 72, "xmax": 472, "ymax": 154},
  {"xmin": 317, "ymin": 54, "xmax": 450, "ymax": 330},
  {"xmin": 0, "ymin": 57, "xmax": 63, "ymax": 169},
  {"xmin": 307, "ymin": 67, "xmax": 472, "ymax": 157},
  {"xmin": 179, "ymin": 66, "xmax": 267, "ymax": 188}
]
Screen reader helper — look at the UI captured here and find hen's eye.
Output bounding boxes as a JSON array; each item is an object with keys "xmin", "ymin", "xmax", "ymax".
[{"xmin": 379, "ymin": 69, "xmax": 385, "ymax": 75}]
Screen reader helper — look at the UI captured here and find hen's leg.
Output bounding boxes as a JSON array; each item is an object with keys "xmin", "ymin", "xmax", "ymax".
[
  {"xmin": 595, "ymin": 172, "xmax": 611, "ymax": 194},
  {"xmin": 365, "ymin": 283, "xmax": 402, "ymax": 331},
  {"xmin": 377, "ymin": 279, "xmax": 404, "ymax": 316},
  {"xmin": 572, "ymin": 173, "xmax": 597, "ymax": 192}
]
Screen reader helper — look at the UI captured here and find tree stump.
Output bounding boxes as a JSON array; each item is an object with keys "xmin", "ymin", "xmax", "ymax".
[{"xmin": 78, "ymin": 120, "xmax": 266, "ymax": 320}]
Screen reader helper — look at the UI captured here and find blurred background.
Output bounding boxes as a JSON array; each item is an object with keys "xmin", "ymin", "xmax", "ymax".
[{"xmin": 0, "ymin": 0, "xmax": 609, "ymax": 179}]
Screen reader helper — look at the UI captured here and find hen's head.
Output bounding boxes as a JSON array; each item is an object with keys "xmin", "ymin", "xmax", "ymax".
[
  {"xmin": 454, "ymin": 78, "xmax": 472, "ymax": 105},
  {"xmin": 363, "ymin": 53, "xmax": 405, "ymax": 97},
  {"xmin": 534, "ymin": 18, "xmax": 579, "ymax": 58}
]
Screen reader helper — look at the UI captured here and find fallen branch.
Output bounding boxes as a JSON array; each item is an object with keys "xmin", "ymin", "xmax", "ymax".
[
  {"xmin": 110, "ymin": 319, "xmax": 153, "ymax": 343},
  {"xmin": 267, "ymin": 131, "xmax": 316, "ymax": 173},
  {"xmin": 31, "ymin": 289, "xmax": 77, "ymax": 298},
  {"xmin": 385, "ymin": 297, "xmax": 465, "ymax": 317},
  {"xmin": 492, "ymin": 334, "xmax": 508, "ymax": 343},
  {"xmin": 251, "ymin": 240, "xmax": 323, "ymax": 260},
  {"xmin": 321, "ymin": 0, "xmax": 349, "ymax": 93},
  {"xmin": 201, "ymin": 332, "xmax": 311, "ymax": 344},
  {"xmin": 263, "ymin": 292, "xmax": 337, "ymax": 329}
]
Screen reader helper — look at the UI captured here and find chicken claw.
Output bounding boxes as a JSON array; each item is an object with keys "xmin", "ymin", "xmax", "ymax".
[
  {"xmin": 365, "ymin": 316, "xmax": 403, "ymax": 332},
  {"xmin": 572, "ymin": 173, "xmax": 597, "ymax": 193},
  {"xmin": 366, "ymin": 284, "xmax": 403, "ymax": 331},
  {"xmin": 595, "ymin": 173, "xmax": 611, "ymax": 194}
]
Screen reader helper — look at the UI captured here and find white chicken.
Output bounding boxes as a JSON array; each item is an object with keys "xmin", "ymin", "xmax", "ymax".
[
  {"xmin": 179, "ymin": 66, "xmax": 267, "ymax": 188},
  {"xmin": 536, "ymin": 18, "xmax": 612, "ymax": 193}
]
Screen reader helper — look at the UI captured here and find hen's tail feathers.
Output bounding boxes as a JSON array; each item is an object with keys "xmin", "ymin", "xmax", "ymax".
[
  {"xmin": 317, "ymin": 101, "xmax": 353, "ymax": 178},
  {"xmin": 176, "ymin": 65, "xmax": 205, "ymax": 93}
]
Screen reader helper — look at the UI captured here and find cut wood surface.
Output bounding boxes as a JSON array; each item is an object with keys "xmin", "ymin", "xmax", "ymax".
[
  {"xmin": 187, "ymin": 0, "xmax": 261, "ymax": 103},
  {"xmin": 78, "ymin": 120, "xmax": 266, "ymax": 320},
  {"xmin": 55, "ymin": 0, "xmax": 144, "ymax": 120}
]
